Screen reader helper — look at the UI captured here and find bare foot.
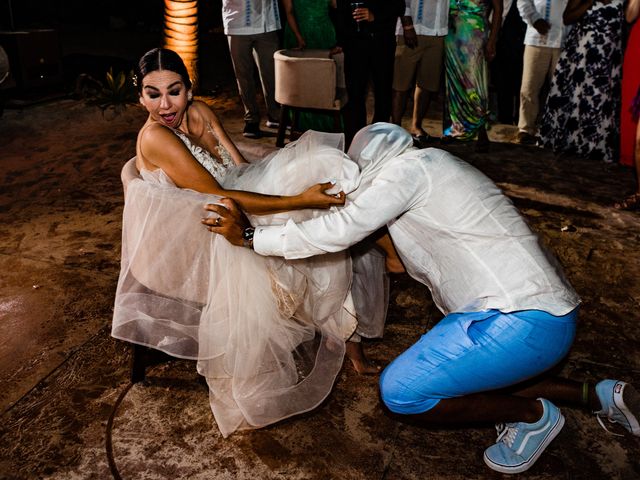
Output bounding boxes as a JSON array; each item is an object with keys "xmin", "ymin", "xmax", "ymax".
[{"xmin": 346, "ymin": 341, "xmax": 381, "ymax": 375}]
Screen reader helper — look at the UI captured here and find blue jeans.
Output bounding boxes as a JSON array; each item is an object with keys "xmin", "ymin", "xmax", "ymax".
[{"xmin": 380, "ymin": 308, "xmax": 578, "ymax": 414}]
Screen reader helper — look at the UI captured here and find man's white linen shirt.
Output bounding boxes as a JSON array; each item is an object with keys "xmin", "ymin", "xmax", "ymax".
[
  {"xmin": 222, "ymin": 0, "xmax": 281, "ymax": 35},
  {"xmin": 255, "ymin": 148, "xmax": 580, "ymax": 317},
  {"xmin": 395, "ymin": 0, "xmax": 449, "ymax": 36},
  {"xmin": 518, "ymin": 0, "xmax": 569, "ymax": 48}
]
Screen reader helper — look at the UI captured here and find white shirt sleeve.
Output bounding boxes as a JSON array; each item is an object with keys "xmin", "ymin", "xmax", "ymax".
[
  {"xmin": 517, "ymin": 0, "xmax": 543, "ymax": 25},
  {"xmin": 254, "ymin": 158, "xmax": 423, "ymax": 259}
]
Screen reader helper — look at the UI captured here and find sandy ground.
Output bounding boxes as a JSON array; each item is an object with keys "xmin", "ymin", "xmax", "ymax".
[{"xmin": 1, "ymin": 74, "xmax": 639, "ymax": 478}]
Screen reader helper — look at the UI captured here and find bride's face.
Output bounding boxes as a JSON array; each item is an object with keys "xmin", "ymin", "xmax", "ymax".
[{"xmin": 140, "ymin": 70, "xmax": 190, "ymax": 129}]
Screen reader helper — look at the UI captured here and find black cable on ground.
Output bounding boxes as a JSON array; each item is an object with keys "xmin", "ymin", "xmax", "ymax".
[{"xmin": 106, "ymin": 380, "xmax": 135, "ymax": 480}]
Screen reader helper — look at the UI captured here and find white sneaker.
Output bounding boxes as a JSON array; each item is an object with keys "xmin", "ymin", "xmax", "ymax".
[
  {"xmin": 595, "ymin": 380, "xmax": 640, "ymax": 436},
  {"xmin": 483, "ymin": 398, "xmax": 565, "ymax": 474}
]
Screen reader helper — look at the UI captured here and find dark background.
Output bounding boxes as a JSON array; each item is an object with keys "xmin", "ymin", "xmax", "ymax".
[
  {"xmin": 0, "ymin": 0, "xmax": 235, "ymax": 96},
  {"xmin": 0, "ymin": 0, "xmax": 223, "ymax": 32}
]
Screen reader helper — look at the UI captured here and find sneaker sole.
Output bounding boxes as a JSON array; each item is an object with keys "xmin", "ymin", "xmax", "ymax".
[
  {"xmin": 617, "ymin": 384, "xmax": 640, "ymax": 436},
  {"xmin": 483, "ymin": 413, "xmax": 565, "ymax": 474}
]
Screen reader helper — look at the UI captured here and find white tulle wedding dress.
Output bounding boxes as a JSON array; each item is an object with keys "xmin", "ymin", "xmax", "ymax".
[{"xmin": 112, "ymin": 129, "xmax": 367, "ymax": 437}]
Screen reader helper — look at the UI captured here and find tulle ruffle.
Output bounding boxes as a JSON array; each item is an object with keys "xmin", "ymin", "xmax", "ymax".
[{"xmin": 112, "ymin": 131, "xmax": 361, "ymax": 436}]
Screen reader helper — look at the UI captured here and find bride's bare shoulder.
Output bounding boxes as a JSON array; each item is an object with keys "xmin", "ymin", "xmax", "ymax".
[
  {"xmin": 139, "ymin": 121, "xmax": 173, "ymax": 142},
  {"xmin": 189, "ymin": 100, "xmax": 220, "ymax": 124}
]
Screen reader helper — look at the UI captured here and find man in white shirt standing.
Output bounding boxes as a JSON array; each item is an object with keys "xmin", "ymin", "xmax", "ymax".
[
  {"xmin": 204, "ymin": 123, "xmax": 639, "ymax": 474},
  {"xmin": 516, "ymin": 0, "xmax": 569, "ymax": 145},
  {"xmin": 221, "ymin": 0, "xmax": 281, "ymax": 138},
  {"xmin": 391, "ymin": 0, "xmax": 449, "ymax": 145}
]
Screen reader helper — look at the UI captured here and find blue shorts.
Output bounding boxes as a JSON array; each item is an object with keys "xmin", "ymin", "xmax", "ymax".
[{"xmin": 380, "ymin": 308, "xmax": 578, "ymax": 414}]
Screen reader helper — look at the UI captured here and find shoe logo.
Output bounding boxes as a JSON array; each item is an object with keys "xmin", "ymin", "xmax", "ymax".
[
  {"xmin": 515, "ymin": 422, "xmax": 551, "ymax": 456},
  {"xmin": 615, "ymin": 384, "xmax": 623, "ymax": 394}
]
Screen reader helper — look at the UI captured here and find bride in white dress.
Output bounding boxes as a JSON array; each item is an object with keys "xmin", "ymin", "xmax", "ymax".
[{"xmin": 112, "ymin": 48, "xmax": 373, "ymax": 437}]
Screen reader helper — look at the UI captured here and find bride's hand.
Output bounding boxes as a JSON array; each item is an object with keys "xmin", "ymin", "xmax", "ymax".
[{"xmin": 298, "ymin": 182, "xmax": 346, "ymax": 209}]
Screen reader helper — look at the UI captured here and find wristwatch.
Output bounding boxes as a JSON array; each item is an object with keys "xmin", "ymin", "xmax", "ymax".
[{"xmin": 242, "ymin": 227, "xmax": 255, "ymax": 249}]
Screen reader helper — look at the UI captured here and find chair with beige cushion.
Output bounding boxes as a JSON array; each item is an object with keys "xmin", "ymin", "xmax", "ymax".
[{"xmin": 274, "ymin": 49, "xmax": 347, "ymax": 147}]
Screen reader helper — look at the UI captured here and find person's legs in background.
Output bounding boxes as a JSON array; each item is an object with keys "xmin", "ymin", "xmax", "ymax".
[
  {"xmin": 391, "ymin": 36, "xmax": 418, "ymax": 128},
  {"xmin": 227, "ymin": 34, "xmax": 261, "ymax": 137},
  {"xmin": 517, "ymin": 45, "xmax": 557, "ymax": 145},
  {"xmin": 615, "ymin": 103, "xmax": 640, "ymax": 209},
  {"xmin": 392, "ymin": 35, "xmax": 443, "ymax": 146},
  {"xmin": 492, "ymin": 1, "xmax": 525, "ymax": 125},
  {"xmin": 410, "ymin": 35, "xmax": 444, "ymax": 145},
  {"xmin": 371, "ymin": 33, "xmax": 397, "ymax": 124},
  {"xmin": 343, "ymin": 37, "xmax": 371, "ymax": 147},
  {"xmin": 252, "ymin": 30, "xmax": 281, "ymax": 127}
]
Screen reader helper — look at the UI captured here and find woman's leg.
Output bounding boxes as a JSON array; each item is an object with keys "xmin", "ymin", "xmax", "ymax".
[{"xmin": 614, "ymin": 118, "xmax": 640, "ymax": 209}]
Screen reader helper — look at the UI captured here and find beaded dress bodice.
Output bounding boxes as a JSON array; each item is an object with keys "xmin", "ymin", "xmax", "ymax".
[{"xmin": 173, "ymin": 129, "xmax": 235, "ymax": 182}]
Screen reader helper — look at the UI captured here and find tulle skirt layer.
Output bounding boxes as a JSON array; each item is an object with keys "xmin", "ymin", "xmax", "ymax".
[{"xmin": 112, "ymin": 131, "xmax": 360, "ymax": 436}]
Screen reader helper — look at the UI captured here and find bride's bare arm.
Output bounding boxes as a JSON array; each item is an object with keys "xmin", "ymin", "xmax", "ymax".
[{"xmin": 139, "ymin": 124, "xmax": 345, "ymax": 215}]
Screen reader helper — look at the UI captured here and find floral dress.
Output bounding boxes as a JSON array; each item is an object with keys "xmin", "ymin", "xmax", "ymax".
[
  {"xmin": 540, "ymin": 0, "xmax": 624, "ymax": 162},
  {"xmin": 444, "ymin": 0, "xmax": 490, "ymax": 140}
]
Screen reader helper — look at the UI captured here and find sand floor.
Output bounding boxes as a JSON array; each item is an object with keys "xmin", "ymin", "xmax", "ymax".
[{"xmin": 1, "ymin": 61, "xmax": 639, "ymax": 479}]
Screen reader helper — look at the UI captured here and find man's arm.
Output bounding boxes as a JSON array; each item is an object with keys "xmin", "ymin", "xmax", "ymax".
[
  {"xmin": 203, "ymin": 156, "xmax": 423, "ymax": 259},
  {"xmin": 517, "ymin": 0, "xmax": 550, "ymax": 34},
  {"xmin": 517, "ymin": 0, "xmax": 542, "ymax": 24}
]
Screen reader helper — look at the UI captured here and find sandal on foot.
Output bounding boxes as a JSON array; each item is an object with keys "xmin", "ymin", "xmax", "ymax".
[
  {"xmin": 412, "ymin": 133, "xmax": 437, "ymax": 149},
  {"xmin": 613, "ymin": 193, "xmax": 640, "ymax": 210}
]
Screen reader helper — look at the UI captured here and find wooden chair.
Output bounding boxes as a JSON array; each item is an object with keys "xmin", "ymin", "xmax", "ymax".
[{"xmin": 274, "ymin": 49, "xmax": 348, "ymax": 147}]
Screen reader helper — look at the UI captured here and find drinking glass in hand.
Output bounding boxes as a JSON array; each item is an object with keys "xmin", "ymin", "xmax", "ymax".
[{"xmin": 350, "ymin": 2, "xmax": 365, "ymax": 32}]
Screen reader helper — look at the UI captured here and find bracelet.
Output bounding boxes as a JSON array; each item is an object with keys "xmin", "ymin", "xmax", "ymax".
[
  {"xmin": 242, "ymin": 226, "xmax": 255, "ymax": 249},
  {"xmin": 403, "ymin": 25, "xmax": 415, "ymax": 30}
]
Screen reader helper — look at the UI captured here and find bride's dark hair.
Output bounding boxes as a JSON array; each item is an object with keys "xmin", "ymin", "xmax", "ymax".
[{"xmin": 135, "ymin": 48, "xmax": 192, "ymax": 93}]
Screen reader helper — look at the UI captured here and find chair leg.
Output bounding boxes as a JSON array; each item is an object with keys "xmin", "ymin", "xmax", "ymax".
[
  {"xmin": 291, "ymin": 108, "xmax": 300, "ymax": 137},
  {"xmin": 130, "ymin": 344, "xmax": 172, "ymax": 383},
  {"xmin": 131, "ymin": 344, "xmax": 147, "ymax": 383},
  {"xmin": 332, "ymin": 111, "xmax": 342, "ymax": 133},
  {"xmin": 276, "ymin": 105, "xmax": 289, "ymax": 148}
]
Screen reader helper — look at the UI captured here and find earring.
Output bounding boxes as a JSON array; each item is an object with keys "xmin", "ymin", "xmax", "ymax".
[{"xmin": 187, "ymin": 92, "xmax": 193, "ymax": 101}]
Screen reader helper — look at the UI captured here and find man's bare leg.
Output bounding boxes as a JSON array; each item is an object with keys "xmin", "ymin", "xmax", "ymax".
[
  {"xmin": 413, "ymin": 393, "xmax": 543, "ymax": 425},
  {"xmin": 394, "ymin": 377, "xmax": 600, "ymax": 425},
  {"xmin": 391, "ymin": 89, "xmax": 408, "ymax": 126},
  {"xmin": 410, "ymin": 86, "xmax": 432, "ymax": 137}
]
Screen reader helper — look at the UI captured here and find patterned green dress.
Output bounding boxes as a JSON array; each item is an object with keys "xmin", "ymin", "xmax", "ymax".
[
  {"xmin": 284, "ymin": 0, "xmax": 339, "ymax": 132},
  {"xmin": 444, "ymin": 0, "xmax": 490, "ymax": 140}
]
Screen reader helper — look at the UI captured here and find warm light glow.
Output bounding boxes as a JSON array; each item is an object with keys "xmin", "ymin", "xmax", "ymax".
[{"xmin": 163, "ymin": 0, "xmax": 199, "ymax": 90}]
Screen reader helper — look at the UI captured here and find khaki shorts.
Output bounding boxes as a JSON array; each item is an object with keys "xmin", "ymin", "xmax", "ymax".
[{"xmin": 393, "ymin": 35, "xmax": 444, "ymax": 93}]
